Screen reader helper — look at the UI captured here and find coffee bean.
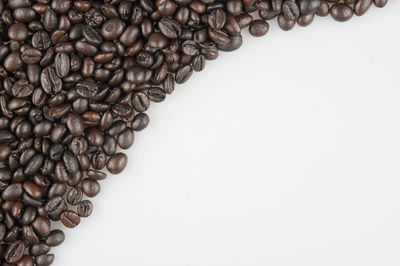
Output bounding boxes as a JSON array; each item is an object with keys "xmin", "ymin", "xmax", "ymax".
[
  {"xmin": 41, "ymin": 67, "xmax": 63, "ymax": 95},
  {"xmin": 45, "ymin": 197, "xmax": 67, "ymax": 220},
  {"xmin": 81, "ymin": 178, "xmax": 100, "ymax": 197},
  {"xmin": 330, "ymin": 3, "xmax": 354, "ymax": 22},
  {"xmin": 107, "ymin": 152, "xmax": 128, "ymax": 175},
  {"xmin": 101, "ymin": 18, "xmax": 125, "ymax": 40},
  {"xmin": 35, "ymin": 254, "xmax": 55, "ymax": 266},
  {"xmin": 218, "ymin": 34, "xmax": 242, "ymax": 52},
  {"xmin": 77, "ymin": 200, "xmax": 93, "ymax": 217},
  {"xmin": 175, "ymin": 65, "xmax": 193, "ymax": 84},
  {"xmin": 5, "ymin": 240, "xmax": 25, "ymax": 263},
  {"xmin": 30, "ymin": 244, "xmax": 51, "ymax": 256},
  {"xmin": 282, "ymin": 0, "xmax": 300, "ymax": 20},
  {"xmin": 60, "ymin": 210, "xmax": 81, "ymax": 228},
  {"xmin": 148, "ymin": 87, "xmax": 166, "ymax": 103},
  {"xmin": 299, "ymin": 0, "xmax": 321, "ymax": 15},
  {"xmin": 249, "ymin": 20, "xmax": 269, "ymax": 37}
]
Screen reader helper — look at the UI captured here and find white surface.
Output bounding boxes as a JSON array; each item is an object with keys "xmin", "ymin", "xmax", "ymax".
[{"xmin": 57, "ymin": 4, "xmax": 400, "ymax": 266}]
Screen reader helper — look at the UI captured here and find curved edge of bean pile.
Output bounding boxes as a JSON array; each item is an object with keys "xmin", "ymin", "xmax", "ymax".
[{"xmin": 0, "ymin": 0, "xmax": 388, "ymax": 265}]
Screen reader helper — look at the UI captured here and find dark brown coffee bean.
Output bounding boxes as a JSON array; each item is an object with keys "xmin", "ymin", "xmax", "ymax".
[
  {"xmin": 282, "ymin": 0, "xmax": 300, "ymax": 20},
  {"xmin": 8, "ymin": 23, "xmax": 29, "ymax": 41},
  {"xmin": 35, "ymin": 254, "xmax": 55, "ymax": 266},
  {"xmin": 5, "ymin": 240, "xmax": 25, "ymax": 263},
  {"xmin": 117, "ymin": 128, "xmax": 134, "ymax": 150},
  {"xmin": 81, "ymin": 178, "xmax": 100, "ymax": 197},
  {"xmin": 107, "ymin": 152, "xmax": 128, "ymax": 175},
  {"xmin": 40, "ymin": 67, "xmax": 62, "ymax": 95},
  {"xmin": 299, "ymin": 0, "xmax": 321, "ymax": 15},
  {"xmin": 131, "ymin": 92, "xmax": 150, "ymax": 112},
  {"xmin": 45, "ymin": 229, "xmax": 65, "ymax": 247},
  {"xmin": 91, "ymin": 150, "xmax": 107, "ymax": 170},
  {"xmin": 67, "ymin": 187, "xmax": 83, "ymax": 205},
  {"xmin": 2, "ymin": 183, "xmax": 23, "ymax": 201},
  {"xmin": 77, "ymin": 200, "xmax": 93, "ymax": 217},
  {"xmin": 101, "ymin": 18, "xmax": 125, "ymax": 40},
  {"xmin": 158, "ymin": 18, "xmax": 182, "ymax": 39},
  {"xmin": 175, "ymin": 65, "xmax": 193, "ymax": 84},
  {"xmin": 61, "ymin": 210, "xmax": 81, "ymax": 228},
  {"xmin": 249, "ymin": 20, "xmax": 269, "ymax": 37},
  {"xmin": 43, "ymin": 9, "xmax": 58, "ymax": 32},
  {"xmin": 45, "ymin": 196, "xmax": 67, "ymax": 218},
  {"xmin": 330, "ymin": 3, "xmax": 354, "ymax": 22},
  {"xmin": 30, "ymin": 244, "xmax": 51, "ymax": 256}
]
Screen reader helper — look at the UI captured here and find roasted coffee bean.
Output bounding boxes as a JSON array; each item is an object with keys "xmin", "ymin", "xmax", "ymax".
[
  {"xmin": 175, "ymin": 65, "xmax": 193, "ymax": 84},
  {"xmin": 35, "ymin": 254, "xmax": 55, "ymax": 266},
  {"xmin": 41, "ymin": 67, "xmax": 62, "ymax": 95},
  {"xmin": 45, "ymin": 196, "xmax": 67, "ymax": 218},
  {"xmin": 2, "ymin": 183, "xmax": 23, "ymax": 201},
  {"xmin": 131, "ymin": 92, "xmax": 150, "ymax": 112},
  {"xmin": 299, "ymin": 0, "xmax": 321, "ymax": 15},
  {"xmin": 76, "ymin": 79, "xmax": 99, "ymax": 99},
  {"xmin": 218, "ymin": 34, "xmax": 243, "ymax": 52},
  {"xmin": 249, "ymin": 20, "xmax": 269, "ymax": 37},
  {"xmin": 158, "ymin": 18, "xmax": 182, "ymax": 38},
  {"xmin": 61, "ymin": 210, "xmax": 81, "ymax": 228},
  {"xmin": 81, "ymin": 178, "xmax": 100, "ymax": 197},
  {"xmin": 30, "ymin": 244, "xmax": 51, "ymax": 257},
  {"xmin": 282, "ymin": 0, "xmax": 300, "ymax": 20},
  {"xmin": 330, "ymin": 3, "xmax": 354, "ymax": 22},
  {"xmin": 77, "ymin": 200, "xmax": 93, "ymax": 217},
  {"xmin": 24, "ymin": 154, "xmax": 45, "ymax": 175},
  {"xmin": 67, "ymin": 113, "xmax": 85, "ymax": 136},
  {"xmin": 5, "ymin": 240, "xmax": 25, "ymax": 263},
  {"xmin": 107, "ymin": 152, "xmax": 128, "ymax": 175},
  {"xmin": 67, "ymin": 187, "xmax": 83, "ymax": 205},
  {"xmin": 131, "ymin": 113, "xmax": 150, "ymax": 132}
]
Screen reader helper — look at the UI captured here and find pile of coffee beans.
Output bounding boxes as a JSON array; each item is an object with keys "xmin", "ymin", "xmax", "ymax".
[{"xmin": 0, "ymin": 0, "xmax": 388, "ymax": 264}]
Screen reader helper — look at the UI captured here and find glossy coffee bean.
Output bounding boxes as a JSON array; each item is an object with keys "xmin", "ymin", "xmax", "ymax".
[{"xmin": 106, "ymin": 152, "xmax": 128, "ymax": 175}]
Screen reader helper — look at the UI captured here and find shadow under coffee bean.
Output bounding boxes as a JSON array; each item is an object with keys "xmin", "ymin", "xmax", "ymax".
[{"xmin": 0, "ymin": 0, "xmax": 389, "ymax": 265}]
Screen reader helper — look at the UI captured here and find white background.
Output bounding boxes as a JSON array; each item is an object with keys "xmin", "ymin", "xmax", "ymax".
[{"xmin": 56, "ymin": 3, "xmax": 400, "ymax": 266}]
